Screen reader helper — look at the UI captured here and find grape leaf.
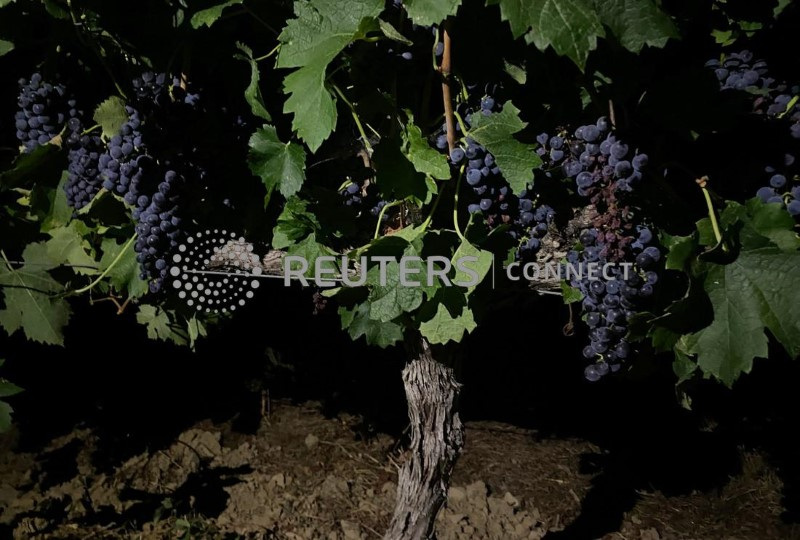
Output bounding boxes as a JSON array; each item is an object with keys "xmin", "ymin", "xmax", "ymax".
[
  {"xmin": 418, "ymin": 288, "xmax": 476, "ymax": 344},
  {"xmin": 0, "ymin": 379, "xmax": 22, "ymax": 398},
  {"xmin": 592, "ymin": 0, "xmax": 678, "ymax": 53},
  {"xmin": 684, "ymin": 247, "xmax": 800, "ymax": 386},
  {"xmin": 276, "ymin": 0, "xmax": 383, "ymax": 151},
  {"xmin": 403, "ymin": 119, "xmax": 450, "ymax": 180},
  {"xmin": 235, "ymin": 43, "xmax": 271, "ymax": 122},
  {"xmin": 0, "ymin": 402, "xmax": 13, "ymax": 433},
  {"xmin": 272, "ymin": 197, "xmax": 320, "ymax": 249},
  {"xmin": 0, "ymin": 39, "xmax": 13, "ymax": 57},
  {"xmin": 452, "ymin": 239, "xmax": 494, "ymax": 293},
  {"xmin": 366, "ymin": 243, "xmax": 430, "ymax": 322},
  {"xmin": 0, "ymin": 144, "xmax": 62, "ymax": 192},
  {"xmin": 93, "ymin": 97, "xmax": 129, "ymax": 140},
  {"xmin": 0, "ymin": 249, "xmax": 71, "ymax": 346},
  {"xmin": 0, "ymin": 1, "xmax": 15, "ymax": 8},
  {"xmin": 339, "ymin": 302, "xmax": 403, "ymax": 348},
  {"xmin": 286, "ymin": 233, "xmax": 329, "ymax": 276},
  {"xmin": 492, "ymin": 0, "xmax": 603, "ymax": 68},
  {"xmin": 38, "ymin": 174, "xmax": 73, "ymax": 232},
  {"xmin": 373, "ymin": 135, "xmax": 431, "ymax": 201},
  {"xmin": 190, "ymin": 0, "xmax": 243, "ymax": 28},
  {"xmin": 378, "ymin": 19, "xmax": 412, "ymax": 45},
  {"xmin": 99, "ymin": 238, "xmax": 148, "ymax": 298},
  {"xmin": 45, "ymin": 223, "xmax": 98, "ymax": 275},
  {"xmin": 467, "ymin": 103, "xmax": 540, "ymax": 193},
  {"xmin": 402, "ymin": 0, "xmax": 461, "ymax": 26},
  {"xmin": 136, "ymin": 306, "xmax": 188, "ymax": 345},
  {"xmin": 248, "ymin": 125, "xmax": 307, "ymax": 203}
]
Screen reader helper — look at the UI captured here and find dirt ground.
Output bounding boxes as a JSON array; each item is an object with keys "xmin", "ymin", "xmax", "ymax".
[{"xmin": 0, "ymin": 400, "xmax": 796, "ymax": 540}]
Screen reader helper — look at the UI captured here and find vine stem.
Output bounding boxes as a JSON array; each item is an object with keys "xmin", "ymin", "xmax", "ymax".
[
  {"xmin": 696, "ymin": 176, "xmax": 723, "ymax": 245},
  {"xmin": 373, "ymin": 200, "xmax": 404, "ymax": 239},
  {"xmin": 439, "ymin": 20, "xmax": 456, "ymax": 153},
  {"xmin": 453, "ymin": 165, "xmax": 467, "ymax": 242},
  {"xmin": 71, "ymin": 235, "xmax": 137, "ymax": 295},
  {"xmin": 778, "ymin": 95, "xmax": 799, "ymax": 119},
  {"xmin": 332, "ymin": 84, "xmax": 372, "ymax": 153}
]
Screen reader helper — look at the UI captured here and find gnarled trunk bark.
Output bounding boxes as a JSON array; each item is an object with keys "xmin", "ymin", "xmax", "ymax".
[{"xmin": 384, "ymin": 336, "xmax": 464, "ymax": 540}]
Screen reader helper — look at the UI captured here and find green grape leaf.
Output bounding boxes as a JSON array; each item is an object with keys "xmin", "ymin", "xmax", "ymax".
[
  {"xmin": 0, "ymin": 247, "xmax": 71, "ymax": 346},
  {"xmin": 451, "ymin": 239, "xmax": 493, "ymax": 293},
  {"xmin": 280, "ymin": 62, "xmax": 337, "ymax": 152},
  {"xmin": 593, "ymin": 0, "xmax": 678, "ymax": 53},
  {"xmin": 402, "ymin": 0, "xmax": 461, "ymax": 26},
  {"xmin": 0, "ymin": 401, "xmax": 13, "ymax": 433},
  {"xmin": 93, "ymin": 97, "xmax": 129, "ymax": 140},
  {"xmin": 0, "ymin": 144, "xmax": 62, "ymax": 192},
  {"xmin": 418, "ymin": 287, "xmax": 476, "ymax": 344},
  {"xmin": 99, "ymin": 238, "xmax": 148, "ymax": 298},
  {"xmin": 0, "ymin": 39, "xmax": 13, "ymax": 57},
  {"xmin": 276, "ymin": 0, "xmax": 383, "ymax": 151},
  {"xmin": 366, "ymin": 243, "xmax": 430, "ymax": 322},
  {"xmin": 0, "ymin": 1, "xmax": 15, "ymax": 8},
  {"xmin": 504, "ymin": 61, "xmax": 527, "ymax": 84},
  {"xmin": 561, "ymin": 281, "xmax": 583, "ymax": 303},
  {"xmin": 0, "ymin": 379, "xmax": 23, "ymax": 398},
  {"xmin": 235, "ymin": 42, "xmax": 271, "ymax": 122},
  {"xmin": 339, "ymin": 302, "xmax": 404, "ymax": 348},
  {"xmin": 378, "ymin": 19, "xmax": 412, "ymax": 45},
  {"xmin": 744, "ymin": 198, "xmax": 800, "ymax": 252},
  {"xmin": 662, "ymin": 232, "xmax": 695, "ymax": 271},
  {"xmin": 38, "ymin": 173, "xmax": 73, "ymax": 232},
  {"xmin": 684, "ymin": 247, "xmax": 800, "ymax": 386},
  {"xmin": 403, "ymin": 119, "xmax": 450, "ymax": 180},
  {"xmin": 190, "ymin": 0, "xmax": 243, "ymax": 28},
  {"xmin": 188, "ymin": 316, "xmax": 207, "ymax": 348},
  {"xmin": 492, "ymin": 0, "xmax": 603, "ymax": 68},
  {"xmin": 373, "ymin": 134, "xmax": 431, "ymax": 201},
  {"xmin": 467, "ymin": 103, "xmax": 540, "ymax": 193},
  {"xmin": 272, "ymin": 197, "xmax": 320, "ymax": 249},
  {"xmin": 248, "ymin": 124, "xmax": 307, "ymax": 203},
  {"xmin": 286, "ymin": 233, "xmax": 329, "ymax": 276},
  {"xmin": 136, "ymin": 306, "xmax": 188, "ymax": 345},
  {"xmin": 45, "ymin": 223, "xmax": 98, "ymax": 275}
]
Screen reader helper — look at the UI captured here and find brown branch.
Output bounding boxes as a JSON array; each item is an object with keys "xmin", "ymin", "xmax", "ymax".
[{"xmin": 439, "ymin": 20, "xmax": 456, "ymax": 153}]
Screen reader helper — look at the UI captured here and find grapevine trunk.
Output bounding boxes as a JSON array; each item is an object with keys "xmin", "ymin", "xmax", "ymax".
[{"xmin": 384, "ymin": 336, "xmax": 464, "ymax": 540}]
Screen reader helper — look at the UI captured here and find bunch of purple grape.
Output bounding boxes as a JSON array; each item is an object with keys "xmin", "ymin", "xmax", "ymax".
[
  {"xmin": 99, "ymin": 105, "xmax": 150, "ymax": 205},
  {"xmin": 435, "ymin": 96, "xmax": 555, "ymax": 260},
  {"xmin": 133, "ymin": 168, "xmax": 185, "ymax": 292},
  {"xmin": 340, "ymin": 180, "xmax": 389, "ymax": 222},
  {"xmin": 756, "ymin": 153, "xmax": 800, "ymax": 217},
  {"xmin": 706, "ymin": 51, "xmax": 800, "ymax": 139},
  {"xmin": 536, "ymin": 117, "xmax": 659, "ymax": 380},
  {"xmin": 99, "ymin": 73, "xmax": 203, "ymax": 292},
  {"xmin": 65, "ymin": 130, "xmax": 105, "ymax": 210},
  {"xmin": 567, "ymin": 225, "xmax": 660, "ymax": 382},
  {"xmin": 14, "ymin": 73, "xmax": 76, "ymax": 153}
]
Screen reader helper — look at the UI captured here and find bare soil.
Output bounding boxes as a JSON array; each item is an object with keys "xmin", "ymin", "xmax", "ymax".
[{"xmin": 0, "ymin": 400, "xmax": 796, "ymax": 540}]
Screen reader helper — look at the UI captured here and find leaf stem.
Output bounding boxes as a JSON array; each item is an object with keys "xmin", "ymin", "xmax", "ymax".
[
  {"xmin": 253, "ymin": 43, "xmax": 281, "ymax": 62},
  {"xmin": 71, "ymin": 235, "xmax": 137, "ymax": 295},
  {"xmin": 332, "ymin": 84, "xmax": 372, "ymax": 153},
  {"xmin": 696, "ymin": 176, "xmax": 723, "ymax": 245},
  {"xmin": 453, "ymin": 110, "xmax": 469, "ymax": 137},
  {"xmin": 81, "ymin": 124, "xmax": 102, "ymax": 136},
  {"xmin": 453, "ymin": 165, "xmax": 467, "ymax": 242},
  {"xmin": 373, "ymin": 200, "xmax": 404, "ymax": 239},
  {"xmin": 777, "ymin": 95, "xmax": 799, "ymax": 119}
]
